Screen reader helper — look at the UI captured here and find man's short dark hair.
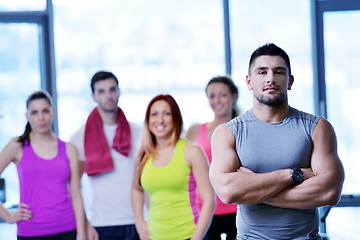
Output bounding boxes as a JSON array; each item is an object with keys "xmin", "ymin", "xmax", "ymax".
[
  {"xmin": 90, "ymin": 71, "xmax": 119, "ymax": 93},
  {"xmin": 248, "ymin": 43, "xmax": 291, "ymax": 76}
]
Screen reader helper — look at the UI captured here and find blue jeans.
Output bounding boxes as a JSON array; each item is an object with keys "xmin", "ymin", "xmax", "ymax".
[{"xmin": 95, "ymin": 224, "xmax": 140, "ymax": 240}]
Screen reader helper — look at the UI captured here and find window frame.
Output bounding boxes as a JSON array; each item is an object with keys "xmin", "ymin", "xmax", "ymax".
[
  {"xmin": 311, "ymin": 0, "xmax": 360, "ymax": 238},
  {"xmin": 0, "ymin": 0, "xmax": 58, "ymax": 133}
]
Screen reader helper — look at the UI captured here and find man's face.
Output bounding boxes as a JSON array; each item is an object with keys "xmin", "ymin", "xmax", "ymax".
[
  {"xmin": 246, "ymin": 55, "xmax": 294, "ymax": 107},
  {"xmin": 92, "ymin": 78, "xmax": 120, "ymax": 113}
]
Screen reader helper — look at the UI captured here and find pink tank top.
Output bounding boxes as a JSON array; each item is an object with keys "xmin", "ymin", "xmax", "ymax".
[
  {"xmin": 16, "ymin": 139, "xmax": 76, "ymax": 237},
  {"xmin": 197, "ymin": 123, "xmax": 237, "ymax": 215}
]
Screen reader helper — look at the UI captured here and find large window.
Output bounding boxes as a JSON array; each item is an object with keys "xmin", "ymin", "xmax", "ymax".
[
  {"xmin": 323, "ymin": 10, "xmax": 360, "ymax": 239},
  {"xmin": 230, "ymin": 0, "xmax": 313, "ymax": 113},
  {"xmin": 0, "ymin": 22, "xmax": 42, "ymax": 238},
  {"xmin": 54, "ymin": 0, "xmax": 226, "ymax": 140}
]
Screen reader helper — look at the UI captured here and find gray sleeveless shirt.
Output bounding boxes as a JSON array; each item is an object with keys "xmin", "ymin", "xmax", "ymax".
[{"xmin": 225, "ymin": 107, "xmax": 321, "ymax": 240}]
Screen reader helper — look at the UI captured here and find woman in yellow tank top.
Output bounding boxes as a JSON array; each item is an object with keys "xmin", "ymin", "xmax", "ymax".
[{"xmin": 131, "ymin": 94, "xmax": 215, "ymax": 240}]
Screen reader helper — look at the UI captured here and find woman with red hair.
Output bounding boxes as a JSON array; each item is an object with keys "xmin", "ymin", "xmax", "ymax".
[{"xmin": 131, "ymin": 94, "xmax": 215, "ymax": 240}]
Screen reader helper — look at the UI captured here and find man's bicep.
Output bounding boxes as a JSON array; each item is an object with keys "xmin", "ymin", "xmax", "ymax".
[
  {"xmin": 311, "ymin": 119, "xmax": 344, "ymax": 189},
  {"xmin": 211, "ymin": 124, "xmax": 240, "ymax": 173},
  {"xmin": 311, "ymin": 119, "xmax": 343, "ymax": 172},
  {"xmin": 209, "ymin": 125, "xmax": 240, "ymax": 203}
]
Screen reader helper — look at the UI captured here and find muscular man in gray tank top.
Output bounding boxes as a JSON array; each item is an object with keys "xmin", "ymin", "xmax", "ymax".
[{"xmin": 209, "ymin": 43, "xmax": 344, "ymax": 240}]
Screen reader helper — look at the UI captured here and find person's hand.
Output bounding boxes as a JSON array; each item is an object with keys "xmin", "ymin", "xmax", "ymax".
[
  {"xmin": 86, "ymin": 222, "xmax": 99, "ymax": 240},
  {"xmin": 136, "ymin": 220, "xmax": 149, "ymax": 240},
  {"xmin": 7, "ymin": 203, "xmax": 31, "ymax": 223},
  {"xmin": 300, "ymin": 168, "xmax": 315, "ymax": 181}
]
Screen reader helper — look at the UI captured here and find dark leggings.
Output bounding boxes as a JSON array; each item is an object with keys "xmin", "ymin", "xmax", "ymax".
[
  {"xmin": 17, "ymin": 230, "xmax": 77, "ymax": 240},
  {"xmin": 205, "ymin": 213, "xmax": 237, "ymax": 240}
]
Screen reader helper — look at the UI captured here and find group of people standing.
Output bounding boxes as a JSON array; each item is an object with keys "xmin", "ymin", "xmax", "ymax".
[{"xmin": 0, "ymin": 43, "xmax": 344, "ymax": 240}]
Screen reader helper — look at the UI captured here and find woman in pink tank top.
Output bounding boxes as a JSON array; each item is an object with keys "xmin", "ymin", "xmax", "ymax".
[
  {"xmin": 0, "ymin": 90, "xmax": 90, "ymax": 240},
  {"xmin": 186, "ymin": 76, "xmax": 239, "ymax": 240}
]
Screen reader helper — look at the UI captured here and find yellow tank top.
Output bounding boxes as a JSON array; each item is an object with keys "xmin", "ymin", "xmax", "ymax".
[{"xmin": 141, "ymin": 138, "xmax": 198, "ymax": 240}]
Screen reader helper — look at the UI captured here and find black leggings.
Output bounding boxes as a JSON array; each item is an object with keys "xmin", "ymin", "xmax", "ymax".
[
  {"xmin": 17, "ymin": 230, "xmax": 76, "ymax": 240},
  {"xmin": 205, "ymin": 213, "xmax": 237, "ymax": 240}
]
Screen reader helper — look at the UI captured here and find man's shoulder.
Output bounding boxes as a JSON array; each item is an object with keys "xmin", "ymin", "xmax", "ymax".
[
  {"xmin": 128, "ymin": 121, "xmax": 142, "ymax": 139},
  {"xmin": 225, "ymin": 110, "xmax": 252, "ymax": 127},
  {"xmin": 289, "ymin": 107, "xmax": 321, "ymax": 123},
  {"xmin": 69, "ymin": 125, "xmax": 86, "ymax": 144},
  {"xmin": 128, "ymin": 121, "xmax": 141, "ymax": 132},
  {"xmin": 128, "ymin": 121, "xmax": 140, "ymax": 130}
]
